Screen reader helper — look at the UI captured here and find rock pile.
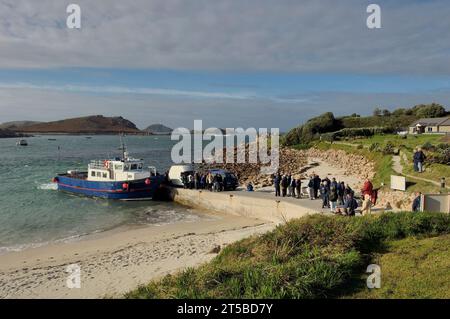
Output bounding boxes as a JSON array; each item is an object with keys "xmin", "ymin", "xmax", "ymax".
[
  {"xmin": 200, "ymin": 146, "xmax": 308, "ymax": 187},
  {"xmin": 377, "ymin": 190, "xmax": 416, "ymax": 211},
  {"xmin": 304, "ymin": 148, "xmax": 376, "ymax": 181}
]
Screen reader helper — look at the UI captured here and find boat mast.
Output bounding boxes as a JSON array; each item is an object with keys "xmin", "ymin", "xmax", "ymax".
[{"xmin": 119, "ymin": 133, "xmax": 127, "ymax": 160}]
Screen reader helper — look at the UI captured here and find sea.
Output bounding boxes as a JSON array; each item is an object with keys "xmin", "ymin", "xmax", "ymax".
[{"xmin": 0, "ymin": 135, "xmax": 207, "ymax": 254}]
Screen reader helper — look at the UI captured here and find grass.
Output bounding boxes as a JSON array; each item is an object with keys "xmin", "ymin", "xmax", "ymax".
[
  {"xmin": 125, "ymin": 212, "xmax": 450, "ymax": 299},
  {"xmin": 345, "ymin": 234, "xmax": 450, "ymax": 299}
]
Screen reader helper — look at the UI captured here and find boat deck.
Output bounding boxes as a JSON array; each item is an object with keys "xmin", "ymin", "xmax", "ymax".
[{"xmin": 58, "ymin": 171, "xmax": 88, "ymax": 180}]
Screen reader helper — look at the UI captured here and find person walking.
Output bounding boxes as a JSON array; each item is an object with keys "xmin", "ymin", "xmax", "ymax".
[
  {"xmin": 308, "ymin": 176, "xmax": 315, "ymax": 199},
  {"xmin": 329, "ymin": 182, "xmax": 338, "ymax": 213},
  {"xmin": 313, "ymin": 174, "xmax": 321, "ymax": 199},
  {"xmin": 289, "ymin": 177, "xmax": 296, "ymax": 197},
  {"xmin": 344, "ymin": 192, "xmax": 358, "ymax": 216},
  {"xmin": 361, "ymin": 194, "xmax": 372, "ymax": 215},
  {"xmin": 217, "ymin": 173, "xmax": 223, "ymax": 191},
  {"xmin": 188, "ymin": 173, "xmax": 194, "ymax": 189},
  {"xmin": 416, "ymin": 148, "xmax": 426, "ymax": 173},
  {"xmin": 287, "ymin": 175, "xmax": 292, "ymax": 196},
  {"xmin": 212, "ymin": 174, "xmax": 219, "ymax": 192},
  {"xmin": 206, "ymin": 172, "xmax": 212, "ymax": 191},
  {"xmin": 337, "ymin": 181, "xmax": 345, "ymax": 205},
  {"xmin": 295, "ymin": 178, "xmax": 302, "ymax": 199},
  {"xmin": 320, "ymin": 181, "xmax": 329, "ymax": 209},
  {"xmin": 412, "ymin": 192, "xmax": 422, "ymax": 212},
  {"xmin": 413, "ymin": 148, "xmax": 419, "ymax": 172},
  {"xmin": 200, "ymin": 174, "xmax": 206, "ymax": 189},
  {"xmin": 274, "ymin": 173, "xmax": 281, "ymax": 197},
  {"xmin": 361, "ymin": 179, "xmax": 373, "ymax": 199},
  {"xmin": 281, "ymin": 175, "xmax": 288, "ymax": 197}
]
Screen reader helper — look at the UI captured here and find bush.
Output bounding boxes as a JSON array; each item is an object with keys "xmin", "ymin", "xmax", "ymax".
[
  {"xmin": 283, "ymin": 112, "xmax": 341, "ymax": 145},
  {"xmin": 321, "ymin": 127, "xmax": 393, "ymax": 142},
  {"xmin": 369, "ymin": 142, "xmax": 380, "ymax": 152},
  {"xmin": 125, "ymin": 212, "xmax": 450, "ymax": 299},
  {"xmin": 382, "ymin": 142, "xmax": 395, "ymax": 155},
  {"xmin": 427, "ymin": 145, "xmax": 450, "ymax": 165},
  {"xmin": 422, "ymin": 141, "xmax": 435, "ymax": 151}
]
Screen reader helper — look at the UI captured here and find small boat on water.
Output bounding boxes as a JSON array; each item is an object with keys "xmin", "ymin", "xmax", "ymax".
[
  {"xmin": 53, "ymin": 137, "xmax": 165, "ymax": 200},
  {"xmin": 16, "ymin": 139, "xmax": 28, "ymax": 146}
]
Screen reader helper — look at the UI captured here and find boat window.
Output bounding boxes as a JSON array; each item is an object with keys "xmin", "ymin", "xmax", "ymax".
[
  {"xmin": 114, "ymin": 164, "xmax": 123, "ymax": 170},
  {"xmin": 131, "ymin": 164, "xmax": 138, "ymax": 170},
  {"xmin": 91, "ymin": 171, "xmax": 95, "ymax": 177},
  {"xmin": 138, "ymin": 163, "xmax": 143, "ymax": 170},
  {"xmin": 124, "ymin": 164, "xmax": 130, "ymax": 171},
  {"xmin": 102, "ymin": 172, "xmax": 107, "ymax": 178},
  {"xmin": 96, "ymin": 172, "xmax": 101, "ymax": 177}
]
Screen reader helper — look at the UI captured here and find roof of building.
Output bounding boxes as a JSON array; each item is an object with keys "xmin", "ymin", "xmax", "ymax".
[
  {"xmin": 410, "ymin": 117, "xmax": 450, "ymax": 127},
  {"xmin": 439, "ymin": 117, "xmax": 450, "ymax": 126}
]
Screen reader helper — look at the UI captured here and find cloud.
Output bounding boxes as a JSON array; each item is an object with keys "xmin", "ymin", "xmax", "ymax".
[
  {"xmin": 0, "ymin": 82, "xmax": 256, "ymax": 100},
  {"xmin": 0, "ymin": 81, "xmax": 318, "ymax": 103},
  {"xmin": 0, "ymin": 0, "xmax": 450, "ymax": 74}
]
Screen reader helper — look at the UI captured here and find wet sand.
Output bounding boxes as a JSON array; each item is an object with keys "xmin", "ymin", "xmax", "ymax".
[{"xmin": 0, "ymin": 212, "xmax": 273, "ymax": 299}]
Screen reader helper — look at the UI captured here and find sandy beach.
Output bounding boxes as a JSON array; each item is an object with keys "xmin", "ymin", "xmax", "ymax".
[{"xmin": 0, "ymin": 211, "xmax": 274, "ymax": 299}]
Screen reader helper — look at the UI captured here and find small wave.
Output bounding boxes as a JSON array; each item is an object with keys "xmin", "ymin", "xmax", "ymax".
[
  {"xmin": 137, "ymin": 208, "xmax": 206, "ymax": 226},
  {"xmin": 0, "ymin": 230, "xmax": 103, "ymax": 256},
  {"xmin": 38, "ymin": 182, "xmax": 58, "ymax": 190}
]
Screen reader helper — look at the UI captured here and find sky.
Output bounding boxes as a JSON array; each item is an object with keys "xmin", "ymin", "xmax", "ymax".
[{"xmin": 1, "ymin": 0, "xmax": 450, "ymax": 131}]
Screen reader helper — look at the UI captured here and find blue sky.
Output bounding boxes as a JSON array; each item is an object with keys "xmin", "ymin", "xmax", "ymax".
[{"xmin": 1, "ymin": 0, "xmax": 450, "ymax": 130}]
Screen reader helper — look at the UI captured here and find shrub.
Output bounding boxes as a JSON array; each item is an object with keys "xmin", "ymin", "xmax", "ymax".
[
  {"xmin": 382, "ymin": 142, "xmax": 395, "ymax": 155},
  {"xmin": 422, "ymin": 141, "xmax": 435, "ymax": 151},
  {"xmin": 369, "ymin": 142, "xmax": 380, "ymax": 152},
  {"xmin": 283, "ymin": 112, "xmax": 341, "ymax": 145}
]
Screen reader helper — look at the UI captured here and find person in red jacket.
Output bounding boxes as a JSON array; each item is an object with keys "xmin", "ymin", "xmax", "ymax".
[{"xmin": 361, "ymin": 179, "xmax": 373, "ymax": 198}]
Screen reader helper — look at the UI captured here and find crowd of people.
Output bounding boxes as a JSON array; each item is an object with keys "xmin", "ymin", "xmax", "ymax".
[
  {"xmin": 272, "ymin": 172, "xmax": 378, "ymax": 216},
  {"xmin": 272, "ymin": 174, "xmax": 303, "ymax": 198},
  {"xmin": 181, "ymin": 171, "xmax": 225, "ymax": 192}
]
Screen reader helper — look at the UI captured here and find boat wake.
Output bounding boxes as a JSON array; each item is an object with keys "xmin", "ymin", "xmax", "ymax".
[{"xmin": 37, "ymin": 182, "xmax": 58, "ymax": 190}]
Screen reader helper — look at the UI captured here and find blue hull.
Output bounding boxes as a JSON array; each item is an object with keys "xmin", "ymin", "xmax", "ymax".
[{"xmin": 55, "ymin": 174, "xmax": 165, "ymax": 200}]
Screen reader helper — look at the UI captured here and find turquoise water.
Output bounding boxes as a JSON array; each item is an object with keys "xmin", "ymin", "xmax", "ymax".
[{"xmin": 0, "ymin": 135, "xmax": 203, "ymax": 253}]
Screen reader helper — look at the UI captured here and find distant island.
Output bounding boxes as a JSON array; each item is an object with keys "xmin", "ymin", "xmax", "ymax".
[
  {"xmin": 0, "ymin": 121, "xmax": 42, "ymax": 130},
  {"xmin": 143, "ymin": 124, "xmax": 173, "ymax": 135},
  {"xmin": 0, "ymin": 129, "xmax": 31, "ymax": 138},
  {"xmin": 0, "ymin": 115, "xmax": 173, "ymax": 137}
]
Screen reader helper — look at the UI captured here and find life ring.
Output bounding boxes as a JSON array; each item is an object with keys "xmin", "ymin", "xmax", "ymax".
[{"xmin": 103, "ymin": 160, "xmax": 110, "ymax": 169}]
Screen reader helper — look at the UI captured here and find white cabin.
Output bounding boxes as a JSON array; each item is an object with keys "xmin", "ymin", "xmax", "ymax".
[{"xmin": 87, "ymin": 152, "xmax": 156, "ymax": 182}]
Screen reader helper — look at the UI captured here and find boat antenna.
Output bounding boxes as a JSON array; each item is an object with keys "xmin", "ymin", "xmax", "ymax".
[{"xmin": 119, "ymin": 133, "xmax": 127, "ymax": 160}]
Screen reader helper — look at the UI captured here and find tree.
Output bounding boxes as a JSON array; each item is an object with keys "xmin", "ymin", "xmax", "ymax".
[
  {"xmin": 382, "ymin": 109, "xmax": 391, "ymax": 117},
  {"xmin": 373, "ymin": 107, "xmax": 382, "ymax": 117},
  {"xmin": 412, "ymin": 103, "xmax": 447, "ymax": 118},
  {"xmin": 392, "ymin": 108, "xmax": 406, "ymax": 116}
]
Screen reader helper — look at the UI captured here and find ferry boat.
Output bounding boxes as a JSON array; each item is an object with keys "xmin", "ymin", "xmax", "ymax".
[{"xmin": 53, "ymin": 138, "xmax": 165, "ymax": 200}]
